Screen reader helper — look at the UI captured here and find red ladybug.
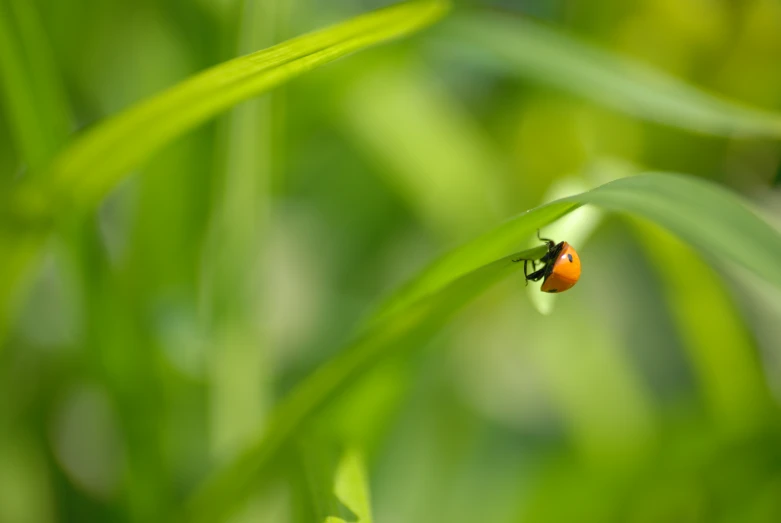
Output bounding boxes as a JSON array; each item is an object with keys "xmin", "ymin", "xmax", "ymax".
[{"xmin": 514, "ymin": 231, "xmax": 581, "ymax": 293}]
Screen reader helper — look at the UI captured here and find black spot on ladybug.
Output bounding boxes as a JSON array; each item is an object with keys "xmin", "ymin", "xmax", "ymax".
[
  {"xmin": 567, "ymin": 254, "xmax": 573, "ymax": 262},
  {"xmin": 548, "ymin": 289, "xmax": 558, "ymax": 293}
]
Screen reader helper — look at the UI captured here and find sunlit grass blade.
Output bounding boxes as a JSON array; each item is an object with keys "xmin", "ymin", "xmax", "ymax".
[
  {"xmin": 0, "ymin": 0, "xmax": 72, "ymax": 171},
  {"xmin": 441, "ymin": 12, "xmax": 781, "ymax": 138},
  {"xmin": 181, "ymin": 173, "xmax": 781, "ymax": 522},
  {"xmin": 324, "ymin": 449, "xmax": 373, "ymax": 523},
  {"xmin": 372, "ymin": 202, "xmax": 576, "ymax": 321},
  {"xmin": 295, "ymin": 443, "xmax": 375, "ymax": 523},
  {"xmin": 0, "ymin": 0, "xmax": 449, "ymax": 345},
  {"xmin": 21, "ymin": 0, "xmax": 449, "ymax": 212},
  {"xmin": 384, "ymin": 172, "xmax": 781, "ymax": 321}
]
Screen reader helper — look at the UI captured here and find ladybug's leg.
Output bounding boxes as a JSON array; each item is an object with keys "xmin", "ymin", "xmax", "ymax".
[
  {"xmin": 537, "ymin": 229, "xmax": 555, "ymax": 246},
  {"xmin": 526, "ymin": 267, "xmax": 546, "ymax": 282},
  {"xmin": 524, "ymin": 259, "xmax": 529, "ymax": 286}
]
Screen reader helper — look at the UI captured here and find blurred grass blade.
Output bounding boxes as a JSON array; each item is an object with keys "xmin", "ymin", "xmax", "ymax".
[
  {"xmin": 576, "ymin": 173, "xmax": 781, "ymax": 289},
  {"xmin": 26, "ymin": 0, "xmax": 449, "ymax": 211},
  {"xmin": 0, "ymin": 0, "xmax": 448, "ymax": 344},
  {"xmin": 183, "ymin": 172, "xmax": 781, "ymax": 522},
  {"xmin": 340, "ymin": 60, "xmax": 507, "ymax": 240},
  {"xmin": 0, "ymin": 0, "xmax": 72, "ymax": 170},
  {"xmin": 0, "ymin": 228, "xmax": 48, "ymax": 343},
  {"xmin": 324, "ymin": 449, "xmax": 373, "ymax": 523},
  {"xmin": 633, "ymin": 219, "xmax": 770, "ymax": 430},
  {"xmin": 205, "ymin": 0, "xmax": 282, "ymax": 465},
  {"xmin": 182, "ymin": 252, "xmax": 526, "ymax": 523},
  {"xmin": 373, "ymin": 201, "xmax": 576, "ymax": 320},
  {"xmin": 296, "ymin": 443, "xmax": 374, "ymax": 523},
  {"xmin": 442, "ymin": 12, "xmax": 781, "ymax": 138},
  {"xmin": 382, "ymin": 172, "xmax": 781, "ymax": 320}
]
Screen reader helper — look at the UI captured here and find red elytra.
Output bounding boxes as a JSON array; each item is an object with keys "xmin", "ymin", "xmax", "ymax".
[
  {"xmin": 540, "ymin": 242, "xmax": 581, "ymax": 293},
  {"xmin": 513, "ymin": 232, "xmax": 581, "ymax": 293}
]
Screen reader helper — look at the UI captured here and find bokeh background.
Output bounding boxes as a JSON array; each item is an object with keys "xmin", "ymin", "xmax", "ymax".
[{"xmin": 3, "ymin": 0, "xmax": 781, "ymax": 521}]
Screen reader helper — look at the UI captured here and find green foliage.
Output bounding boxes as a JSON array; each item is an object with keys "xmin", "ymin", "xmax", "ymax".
[
  {"xmin": 0, "ymin": 0, "xmax": 71, "ymax": 170},
  {"xmin": 324, "ymin": 449, "xmax": 374, "ymax": 523},
  {"xmin": 21, "ymin": 0, "xmax": 449, "ymax": 213},
  {"xmin": 574, "ymin": 173, "xmax": 781, "ymax": 288},
  {"xmin": 0, "ymin": 0, "xmax": 449, "ymax": 341},
  {"xmin": 3, "ymin": 1, "xmax": 781, "ymax": 522},
  {"xmin": 446, "ymin": 12, "xmax": 781, "ymax": 138},
  {"xmin": 184, "ymin": 173, "xmax": 781, "ymax": 522}
]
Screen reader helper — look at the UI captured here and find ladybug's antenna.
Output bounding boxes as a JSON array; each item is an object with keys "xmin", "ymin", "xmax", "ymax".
[{"xmin": 537, "ymin": 229, "xmax": 555, "ymax": 247}]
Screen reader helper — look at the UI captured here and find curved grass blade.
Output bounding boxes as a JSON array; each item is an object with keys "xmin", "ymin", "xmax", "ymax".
[
  {"xmin": 384, "ymin": 172, "xmax": 781, "ymax": 321},
  {"xmin": 0, "ymin": 0, "xmax": 449, "ymax": 345},
  {"xmin": 181, "ymin": 173, "xmax": 781, "ymax": 523},
  {"xmin": 23, "ymin": 0, "xmax": 449, "ymax": 212},
  {"xmin": 181, "ymin": 252, "xmax": 525, "ymax": 523},
  {"xmin": 575, "ymin": 173, "xmax": 781, "ymax": 289},
  {"xmin": 441, "ymin": 12, "xmax": 781, "ymax": 138},
  {"xmin": 372, "ymin": 202, "xmax": 576, "ymax": 321}
]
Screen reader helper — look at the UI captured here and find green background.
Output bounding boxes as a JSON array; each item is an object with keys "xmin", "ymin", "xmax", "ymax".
[{"xmin": 2, "ymin": 0, "xmax": 781, "ymax": 521}]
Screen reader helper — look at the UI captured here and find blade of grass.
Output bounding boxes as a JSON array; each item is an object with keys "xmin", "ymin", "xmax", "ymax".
[
  {"xmin": 576, "ymin": 173, "xmax": 781, "ymax": 289},
  {"xmin": 324, "ymin": 449, "xmax": 373, "ymax": 523},
  {"xmin": 0, "ymin": 0, "xmax": 72, "ymax": 171},
  {"xmin": 296, "ymin": 443, "xmax": 374, "ymax": 523},
  {"xmin": 633, "ymin": 219, "xmax": 770, "ymax": 430},
  {"xmin": 382, "ymin": 172, "xmax": 781, "ymax": 321},
  {"xmin": 372, "ymin": 202, "xmax": 576, "ymax": 321},
  {"xmin": 206, "ymin": 0, "xmax": 282, "ymax": 471},
  {"xmin": 181, "ymin": 251, "xmax": 525, "ymax": 523},
  {"xmin": 20, "ymin": 0, "xmax": 449, "ymax": 213},
  {"xmin": 181, "ymin": 172, "xmax": 781, "ymax": 523},
  {"xmin": 439, "ymin": 12, "xmax": 781, "ymax": 138},
  {"xmin": 0, "ymin": 226, "xmax": 49, "ymax": 343},
  {"xmin": 0, "ymin": 0, "xmax": 72, "ymax": 342},
  {"xmin": 339, "ymin": 59, "xmax": 507, "ymax": 240},
  {"xmin": 0, "ymin": 0, "xmax": 450, "ymax": 345}
]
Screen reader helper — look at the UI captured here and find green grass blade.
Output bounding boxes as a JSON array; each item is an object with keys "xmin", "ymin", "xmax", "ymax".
[
  {"xmin": 0, "ymin": 0, "xmax": 72, "ymax": 170},
  {"xmin": 0, "ymin": 228, "xmax": 47, "ymax": 343},
  {"xmin": 373, "ymin": 203, "xmax": 575, "ymax": 321},
  {"xmin": 442, "ymin": 12, "xmax": 781, "ymax": 138},
  {"xmin": 384, "ymin": 172, "xmax": 781, "ymax": 322},
  {"xmin": 181, "ymin": 252, "xmax": 524, "ymax": 523},
  {"xmin": 340, "ymin": 60, "xmax": 507, "ymax": 240},
  {"xmin": 633, "ymin": 219, "xmax": 770, "ymax": 430},
  {"xmin": 575, "ymin": 173, "xmax": 781, "ymax": 289},
  {"xmin": 295, "ymin": 443, "xmax": 374, "ymax": 523},
  {"xmin": 24, "ymin": 0, "xmax": 449, "ymax": 212},
  {"xmin": 205, "ymin": 0, "xmax": 277, "ymax": 462},
  {"xmin": 180, "ymin": 173, "xmax": 781, "ymax": 522},
  {"xmin": 324, "ymin": 449, "xmax": 373, "ymax": 523},
  {"xmin": 0, "ymin": 0, "xmax": 449, "ymax": 345}
]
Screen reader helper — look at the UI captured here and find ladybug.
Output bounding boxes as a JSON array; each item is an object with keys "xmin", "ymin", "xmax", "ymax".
[{"xmin": 513, "ymin": 230, "xmax": 581, "ymax": 293}]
